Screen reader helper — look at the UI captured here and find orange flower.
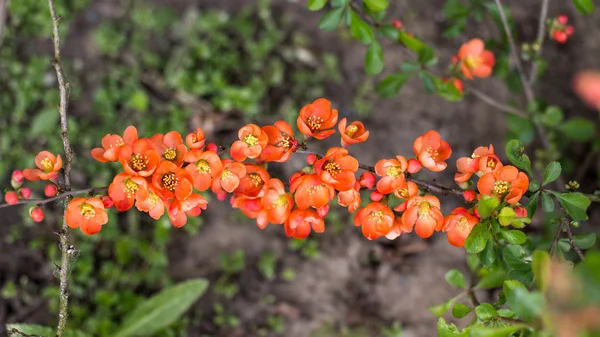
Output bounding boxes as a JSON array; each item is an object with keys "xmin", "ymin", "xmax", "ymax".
[
  {"xmin": 385, "ymin": 216, "xmax": 406, "ymax": 240},
  {"xmin": 119, "ymin": 139, "xmax": 160, "ymax": 177},
  {"xmin": 354, "ymin": 202, "xmax": 395, "ymax": 240},
  {"xmin": 455, "ymin": 145, "xmax": 502, "ymax": 183},
  {"xmin": 392, "ymin": 181, "xmax": 419, "ymax": 212},
  {"xmin": 457, "ymin": 38, "xmax": 495, "ymax": 79},
  {"xmin": 401, "ymin": 195, "xmax": 444, "ymax": 238},
  {"xmin": 233, "ymin": 164, "xmax": 270, "ymax": 199},
  {"xmin": 313, "ymin": 147, "xmax": 359, "ymax": 191},
  {"xmin": 297, "ymin": 98, "xmax": 339, "ymax": 139},
  {"xmin": 185, "ymin": 127, "xmax": 206, "ymax": 150},
  {"xmin": 152, "ymin": 161, "xmax": 194, "ymax": 201},
  {"xmin": 135, "ymin": 186, "xmax": 166, "ymax": 220},
  {"xmin": 91, "ymin": 135, "xmax": 124, "ymax": 162},
  {"xmin": 230, "ymin": 124, "xmax": 268, "ymax": 162},
  {"xmin": 375, "ymin": 155, "xmax": 408, "ymax": 194},
  {"xmin": 23, "ymin": 151, "xmax": 63, "ymax": 181},
  {"xmin": 166, "ymin": 193, "xmax": 208, "ymax": 228},
  {"xmin": 284, "ymin": 208, "xmax": 325, "ymax": 239},
  {"xmin": 184, "ymin": 150, "xmax": 223, "ymax": 191},
  {"xmin": 477, "ymin": 165, "xmax": 529, "ymax": 204},
  {"xmin": 290, "ymin": 173, "xmax": 335, "ymax": 210},
  {"xmin": 260, "ymin": 121, "xmax": 298, "ymax": 163},
  {"xmin": 573, "ymin": 72, "xmax": 600, "ymax": 110},
  {"xmin": 65, "ymin": 197, "xmax": 109, "ymax": 235},
  {"xmin": 262, "ymin": 178, "xmax": 294, "ymax": 225},
  {"xmin": 413, "ymin": 130, "xmax": 452, "ymax": 172},
  {"xmin": 337, "ymin": 181, "xmax": 361, "ymax": 213},
  {"xmin": 211, "ymin": 160, "xmax": 247, "ymax": 194},
  {"xmin": 338, "ymin": 118, "xmax": 369, "ymax": 147},
  {"xmin": 108, "ymin": 173, "xmax": 149, "ymax": 211},
  {"xmin": 232, "ymin": 196, "xmax": 269, "ymax": 229},
  {"xmin": 443, "ymin": 207, "xmax": 480, "ymax": 247},
  {"xmin": 152, "ymin": 131, "xmax": 187, "ymax": 167}
]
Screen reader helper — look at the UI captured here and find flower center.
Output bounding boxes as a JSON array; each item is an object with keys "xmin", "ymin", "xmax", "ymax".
[
  {"xmin": 368, "ymin": 210, "xmax": 385, "ymax": 223},
  {"xmin": 426, "ymin": 147, "xmax": 439, "ymax": 159},
  {"xmin": 162, "ymin": 172, "xmax": 178, "ymax": 191},
  {"xmin": 80, "ymin": 203, "xmax": 96, "ymax": 219},
  {"xmin": 131, "ymin": 153, "xmax": 148, "ymax": 171},
  {"xmin": 279, "ymin": 135, "xmax": 293, "ymax": 149},
  {"xmin": 164, "ymin": 148, "xmax": 177, "ymax": 161},
  {"xmin": 221, "ymin": 169, "xmax": 233, "ymax": 181},
  {"xmin": 306, "ymin": 116, "xmax": 323, "ymax": 132},
  {"xmin": 486, "ymin": 158, "xmax": 497, "ymax": 169},
  {"xmin": 457, "ymin": 217, "xmax": 469, "ymax": 232},
  {"xmin": 148, "ymin": 192, "xmax": 160, "ymax": 207},
  {"xmin": 271, "ymin": 195, "xmax": 288, "ymax": 208},
  {"xmin": 397, "ymin": 188, "xmax": 409, "ymax": 199},
  {"xmin": 417, "ymin": 201, "xmax": 432, "ymax": 218},
  {"xmin": 40, "ymin": 158, "xmax": 54, "ymax": 172},
  {"xmin": 492, "ymin": 180, "xmax": 510, "ymax": 195},
  {"xmin": 123, "ymin": 179, "xmax": 139, "ymax": 198},
  {"xmin": 464, "ymin": 55, "xmax": 482, "ymax": 69},
  {"xmin": 344, "ymin": 125, "xmax": 359, "ymax": 138},
  {"xmin": 324, "ymin": 162, "xmax": 340, "ymax": 176},
  {"xmin": 386, "ymin": 165, "xmax": 403, "ymax": 178},
  {"xmin": 307, "ymin": 184, "xmax": 324, "ymax": 196},
  {"xmin": 196, "ymin": 160, "xmax": 210, "ymax": 174},
  {"xmin": 249, "ymin": 173, "xmax": 264, "ymax": 187},
  {"xmin": 243, "ymin": 134, "xmax": 259, "ymax": 147}
]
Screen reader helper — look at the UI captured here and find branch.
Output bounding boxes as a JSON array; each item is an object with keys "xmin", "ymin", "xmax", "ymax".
[
  {"xmin": 6, "ymin": 329, "xmax": 41, "ymax": 337},
  {"xmin": 0, "ymin": 187, "xmax": 108, "ymax": 209},
  {"xmin": 46, "ymin": 1, "xmax": 75, "ymax": 336},
  {"xmin": 528, "ymin": 0, "xmax": 550, "ymax": 84},
  {"xmin": 565, "ymin": 224, "xmax": 586, "ymax": 260},
  {"xmin": 466, "ymin": 86, "xmax": 527, "ymax": 118}
]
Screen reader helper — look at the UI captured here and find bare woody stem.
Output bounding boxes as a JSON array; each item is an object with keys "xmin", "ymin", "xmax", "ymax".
[
  {"xmin": 47, "ymin": 1, "xmax": 75, "ymax": 336},
  {"xmin": 528, "ymin": 0, "xmax": 550, "ymax": 84},
  {"xmin": 0, "ymin": 187, "xmax": 108, "ymax": 209}
]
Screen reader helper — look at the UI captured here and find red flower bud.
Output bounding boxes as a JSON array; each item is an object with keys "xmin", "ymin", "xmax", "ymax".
[
  {"xmin": 30, "ymin": 206, "xmax": 45, "ymax": 222},
  {"xmin": 317, "ymin": 204, "xmax": 329, "ymax": 218},
  {"xmin": 514, "ymin": 206, "xmax": 527, "ymax": 218},
  {"xmin": 206, "ymin": 143, "xmax": 218, "ymax": 152},
  {"xmin": 216, "ymin": 191, "xmax": 228, "ymax": 201},
  {"xmin": 359, "ymin": 172, "xmax": 376, "ymax": 189},
  {"xmin": 44, "ymin": 184, "xmax": 58, "ymax": 197},
  {"xmin": 557, "ymin": 15, "xmax": 568, "ymax": 25},
  {"xmin": 565, "ymin": 25, "xmax": 575, "ymax": 36},
  {"xmin": 463, "ymin": 190, "xmax": 476, "ymax": 202},
  {"xmin": 11, "ymin": 170, "xmax": 24, "ymax": 188},
  {"xmin": 473, "ymin": 207, "xmax": 480, "ymax": 219},
  {"xmin": 306, "ymin": 153, "xmax": 317, "ymax": 165},
  {"xmin": 4, "ymin": 191, "xmax": 19, "ymax": 205},
  {"xmin": 101, "ymin": 195, "xmax": 114, "ymax": 208},
  {"xmin": 19, "ymin": 187, "xmax": 31, "ymax": 199},
  {"xmin": 552, "ymin": 30, "xmax": 567, "ymax": 44},
  {"xmin": 407, "ymin": 158, "xmax": 422, "ymax": 174},
  {"xmin": 392, "ymin": 19, "xmax": 403, "ymax": 30},
  {"xmin": 370, "ymin": 190, "xmax": 384, "ymax": 202}
]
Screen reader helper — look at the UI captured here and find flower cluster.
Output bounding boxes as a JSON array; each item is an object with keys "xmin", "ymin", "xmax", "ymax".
[
  {"xmin": 8, "ymin": 97, "xmax": 530, "ymax": 247},
  {"xmin": 548, "ymin": 15, "xmax": 574, "ymax": 44}
]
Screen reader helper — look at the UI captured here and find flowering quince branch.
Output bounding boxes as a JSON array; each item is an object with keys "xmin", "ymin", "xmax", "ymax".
[
  {"xmin": 528, "ymin": 0, "xmax": 550, "ymax": 84},
  {"xmin": 0, "ymin": 187, "xmax": 108, "ymax": 209}
]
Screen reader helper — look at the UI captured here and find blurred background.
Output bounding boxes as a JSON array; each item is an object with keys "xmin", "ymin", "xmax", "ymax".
[{"xmin": 0, "ymin": 0, "xmax": 599, "ymax": 336}]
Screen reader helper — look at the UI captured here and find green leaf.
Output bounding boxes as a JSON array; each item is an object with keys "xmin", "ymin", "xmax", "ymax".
[
  {"xmin": 503, "ymin": 245, "xmax": 528, "ymax": 269},
  {"xmin": 437, "ymin": 318, "xmax": 468, "ymax": 337},
  {"xmin": 573, "ymin": 0, "xmax": 595, "ymax": 14},
  {"xmin": 541, "ymin": 192, "xmax": 555, "ymax": 213},
  {"xmin": 465, "ymin": 223, "xmax": 492, "ymax": 254},
  {"xmin": 475, "ymin": 303, "xmax": 498, "ymax": 321},
  {"xmin": 435, "ymin": 78, "xmax": 463, "ymax": 102},
  {"xmin": 331, "ymin": 0, "xmax": 349, "ymax": 7},
  {"xmin": 350, "ymin": 11, "xmax": 374, "ymax": 44},
  {"xmin": 506, "ymin": 114, "xmax": 535, "ymax": 145},
  {"xmin": 307, "ymin": 0, "xmax": 327, "ymax": 11},
  {"xmin": 31, "ymin": 108, "xmax": 60, "ymax": 136},
  {"xmin": 365, "ymin": 42, "xmax": 384, "ymax": 75},
  {"xmin": 542, "ymin": 161, "xmax": 562, "ymax": 186},
  {"xmin": 503, "ymin": 280, "xmax": 544, "ymax": 319},
  {"xmin": 574, "ymin": 233, "xmax": 596, "ymax": 249},
  {"xmin": 540, "ymin": 106, "xmax": 563, "ymax": 127},
  {"xmin": 363, "ymin": 0, "xmax": 389, "ymax": 12},
  {"xmin": 525, "ymin": 192, "xmax": 539, "ymax": 218},
  {"xmin": 400, "ymin": 60, "xmax": 420, "ymax": 73},
  {"xmin": 419, "ymin": 71, "xmax": 436, "ymax": 93},
  {"xmin": 418, "ymin": 46, "xmax": 437, "ymax": 66},
  {"xmin": 114, "ymin": 279, "xmax": 209, "ymax": 337},
  {"xmin": 319, "ymin": 8, "xmax": 345, "ymax": 31},
  {"xmin": 551, "ymin": 192, "xmax": 591, "ymax": 221},
  {"xmin": 398, "ymin": 31, "xmax": 426, "ymax": 53},
  {"xmin": 378, "ymin": 25, "xmax": 399, "ymax": 40},
  {"xmin": 469, "ymin": 325, "xmax": 527, "ymax": 337},
  {"xmin": 6, "ymin": 324, "xmax": 89, "ymax": 337},
  {"xmin": 428, "ymin": 297, "xmax": 457, "ymax": 317},
  {"xmin": 478, "ymin": 195, "xmax": 500, "ymax": 219},
  {"xmin": 498, "ymin": 207, "xmax": 516, "ymax": 226},
  {"xmin": 452, "ymin": 303, "xmax": 472, "ymax": 318},
  {"xmin": 443, "ymin": 0, "xmax": 468, "ymax": 19},
  {"xmin": 505, "ymin": 139, "xmax": 533, "ymax": 176},
  {"xmin": 127, "ymin": 90, "xmax": 149, "ymax": 113},
  {"xmin": 532, "ymin": 250, "xmax": 550, "ymax": 292},
  {"xmin": 476, "ymin": 265, "xmax": 506, "ymax": 289},
  {"xmin": 559, "ymin": 117, "xmax": 596, "ymax": 142},
  {"xmin": 479, "ymin": 240, "xmax": 497, "ymax": 266},
  {"xmin": 376, "ymin": 73, "xmax": 411, "ymax": 97},
  {"xmin": 445, "ymin": 269, "xmax": 467, "ymax": 289},
  {"xmin": 501, "ymin": 230, "xmax": 527, "ymax": 245}
]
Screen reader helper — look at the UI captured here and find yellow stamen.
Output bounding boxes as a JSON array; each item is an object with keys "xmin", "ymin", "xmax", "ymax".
[
  {"xmin": 324, "ymin": 162, "xmax": 341, "ymax": 177},
  {"xmin": 368, "ymin": 210, "xmax": 385, "ymax": 224},
  {"xmin": 80, "ymin": 203, "xmax": 96, "ymax": 219},
  {"xmin": 243, "ymin": 134, "xmax": 259, "ymax": 146},
  {"xmin": 345, "ymin": 125, "xmax": 359, "ymax": 138},
  {"xmin": 123, "ymin": 179, "xmax": 139, "ymax": 198},
  {"xmin": 196, "ymin": 160, "xmax": 210, "ymax": 174},
  {"xmin": 386, "ymin": 166, "xmax": 402, "ymax": 178},
  {"xmin": 492, "ymin": 180, "xmax": 510, "ymax": 195},
  {"xmin": 164, "ymin": 148, "xmax": 177, "ymax": 161},
  {"xmin": 162, "ymin": 172, "xmax": 178, "ymax": 191},
  {"xmin": 306, "ymin": 116, "xmax": 324, "ymax": 132},
  {"xmin": 464, "ymin": 55, "xmax": 482, "ymax": 69},
  {"xmin": 457, "ymin": 217, "xmax": 469, "ymax": 232},
  {"xmin": 147, "ymin": 192, "xmax": 160, "ymax": 207},
  {"xmin": 40, "ymin": 158, "xmax": 54, "ymax": 173},
  {"xmin": 417, "ymin": 201, "xmax": 432, "ymax": 218},
  {"xmin": 131, "ymin": 153, "xmax": 148, "ymax": 171}
]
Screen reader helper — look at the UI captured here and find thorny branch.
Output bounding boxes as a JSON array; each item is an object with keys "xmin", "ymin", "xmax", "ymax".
[{"xmin": 47, "ymin": 0, "xmax": 76, "ymax": 336}]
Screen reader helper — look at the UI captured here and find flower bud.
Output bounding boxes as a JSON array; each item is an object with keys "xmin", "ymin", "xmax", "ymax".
[
  {"xmin": 29, "ymin": 206, "xmax": 45, "ymax": 222},
  {"xmin": 19, "ymin": 187, "xmax": 31, "ymax": 199},
  {"xmin": 359, "ymin": 172, "xmax": 376, "ymax": 189},
  {"xmin": 306, "ymin": 153, "xmax": 317, "ymax": 165},
  {"xmin": 514, "ymin": 206, "xmax": 527, "ymax": 218},
  {"xmin": 206, "ymin": 143, "xmax": 218, "ymax": 152},
  {"xmin": 4, "ymin": 191, "xmax": 19, "ymax": 204},
  {"xmin": 11, "ymin": 170, "xmax": 24, "ymax": 188},
  {"xmin": 216, "ymin": 191, "xmax": 228, "ymax": 201},
  {"xmin": 407, "ymin": 158, "xmax": 422, "ymax": 174},
  {"xmin": 392, "ymin": 19, "xmax": 403, "ymax": 30},
  {"xmin": 101, "ymin": 196, "xmax": 114, "ymax": 208},
  {"xmin": 370, "ymin": 190, "xmax": 384, "ymax": 202},
  {"xmin": 44, "ymin": 184, "xmax": 58, "ymax": 197},
  {"xmin": 463, "ymin": 190, "xmax": 476, "ymax": 202},
  {"xmin": 557, "ymin": 15, "xmax": 568, "ymax": 25}
]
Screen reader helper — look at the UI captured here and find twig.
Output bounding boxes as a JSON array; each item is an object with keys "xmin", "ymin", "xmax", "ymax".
[
  {"xmin": 46, "ymin": 1, "xmax": 75, "ymax": 336},
  {"xmin": 493, "ymin": 0, "xmax": 534, "ymax": 103},
  {"xmin": 0, "ymin": 187, "xmax": 108, "ymax": 209},
  {"xmin": 466, "ymin": 86, "xmax": 527, "ymax": 118},
  {"xmin": 565, "ymin": 225, "xmax": 586, "ymax": 260},
  {"xmin": 548, "ymin": 216, "xmax": 565, "ymax": 256},
  {"xmin": 6, "ymin": 328, "xmax": 40, "ymax": 337},
  {"xmin": 528, "ymin": 0, "xmax": 550, "ymax": 84}
]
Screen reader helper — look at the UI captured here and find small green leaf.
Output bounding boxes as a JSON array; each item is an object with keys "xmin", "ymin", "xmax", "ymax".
[
  {"xmin": 398, "ymin": 31, "xmax": 426, "ymax": 53},
  {"xmin": 452, "ymin": 304, "xmax": 472, "ymax": 318},
  {"xmin": 307, "ymin": 0, "xmax": 328, "ymax": 11},
  {"xmin": 400, "ymin": 60, "xmax": 420, "ymax": 73},
  {"xmin": 559, "ymin": 117, "xmax": 596, "ymax": 142},
  {"xmin": 573, "ymin": 0, "xmax": 595, "ymax": 14},
  {"xmin": 503, "ymin": 245, "xmax": 528, "ymax": 269},
  {"xmin": 541, "ymin": 192, "xmax": 555, "ymax": 213},
  {"xmin": 418, "ymin": 46, "xmax": 437, "ymax": 66},
  {"xmin": 419, "ymin": 71, "xmax": 436, "ymax": 93},
  {"xmin": 365, "ymin": 42, "xmax": 384, "ymax": 75},
  {"xmin": 503, "ymin": 280, "xmax": 544, "ymax": 319},
  {"xmin": 378, "ymin": 25, "xmax": 399, "ymax": 40},
  {"xmin": 376, "ymin": 73, "xmax": 411, "ymax": 97},
  {"xmin": 465, "ymin": 223, "xmax": 492, "ymax": 254},
  {"xmin": 479, "ymin": 240, "xmax": 497, "ymax": 267},
  {"xmin": 428, "ymin": 297, "xmax": 457, "ymax": 317},
  {"xmin": 478, "ymin": 195, "xmax": 500, "ymax": 219},
  {"xmin": 574, "ymin": 233, "xmax": 596, "ymax": 249},
  {"xmin": 114, "ymin": 279, "xmax": 209, "ymax": 337},
  {"xmin": 475, "ymin": 303, "xmax": 498, "ymax": 321},
  {"xmin": 331, "ymin": 0, "xmax": 348, "ymax": 7},
  {"xmin": 543, "ymin": 161, "xmax": 562, "ymax": 186},
  {"xmin": 445, "ymin": 269, "xmax": 467, "ymax": 289},
  {"xmin": 350, "ymin": 11, "xmax": 374, "ymax": 44},
  {"xmin": 318, "ymin": 8, "xmax": 345, "ymax": 31},
  {"xmin": 476, "ymin": 266, "xmax": 506, "ymax": 289},
  {"xmin": 469, "ymin": 325, "xmax": 527, "ymax": 337},
  {"xmin": 498, "ymin": 207, "xmax": 516, "ymax": 226},
  {"xmin": 505, "ymin": 139, "xmax": 533, "ymax": 176},
  {"xmin": 540, "ymin": 106, "xmax": 563, "ymax": 127},
  {"xmin": 437, "ymin": 318, "xmax": 468, "ymax": 337},
  {"xmin": 532, "ymin": 250, "xmax": 550, "ymax": 292},
  {"xmin": 363, "ymin": 0, "xmax": 389, "ymax": 12},
  {"xmin": 525, "ymin": 192, "xmax": 539, "ymax": 218},
  {"xmin": 501, "ymin": 230, "xmax": 527, "ymax": 245},
  {"xmin": 551, "ymin": 192, "xmax": 591, "ymax": 221}
]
